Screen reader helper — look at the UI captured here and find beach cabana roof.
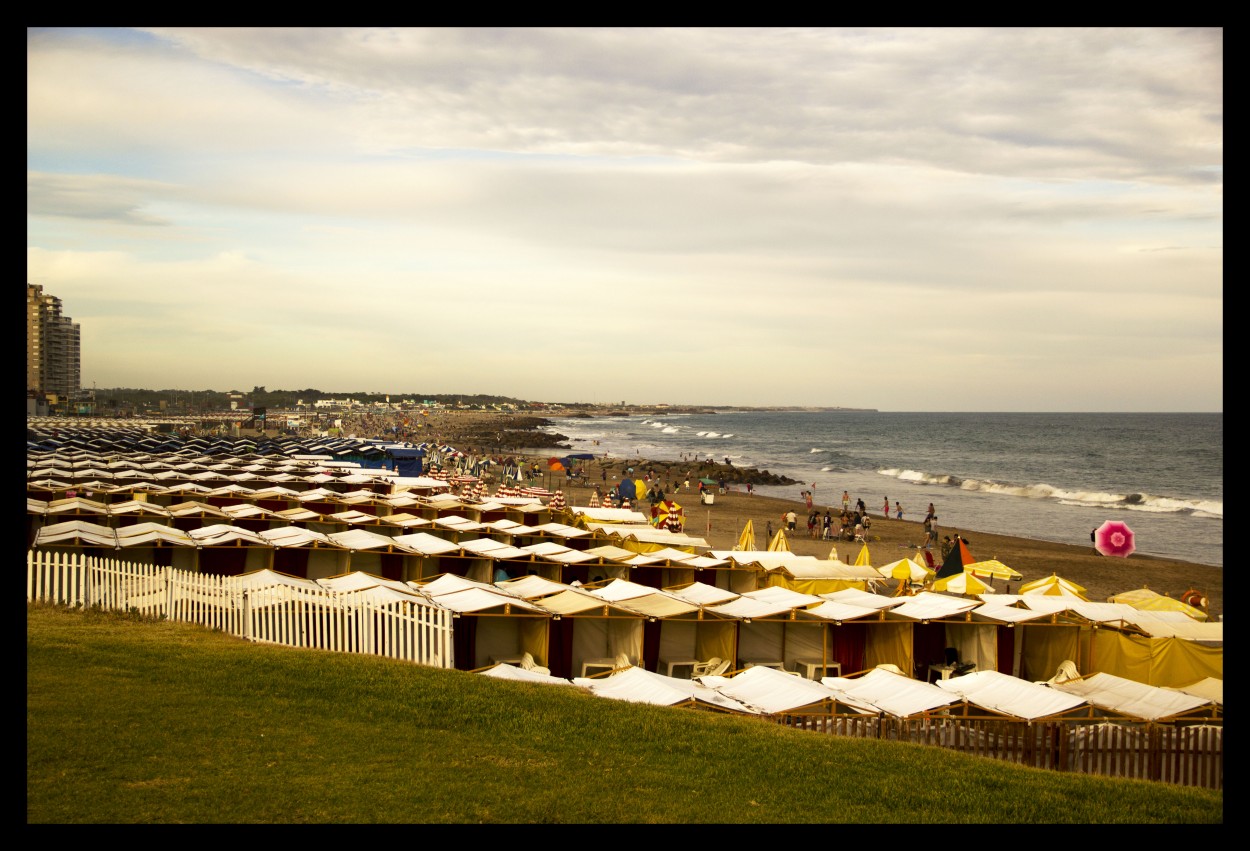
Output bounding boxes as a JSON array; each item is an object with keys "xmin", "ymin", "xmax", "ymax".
[
  {"xmin": 935, "ymin": 670, "xmax": 1090, "ymax": 721},
  {"xmin": 416, "ymin": 584, "xmax": 547, "ymax": 615},
  {"xmin": 458, "ymin": 537, "xmax": 533, "ymax": 560},
  {"xmin": 33, "ymin": 519, "xmax": 118, "ymax": 548},
  {"xmin": 524, "ymin": 587, "xmax": 646, "ymax": 618},
  {"xmin": 818, "ymin": 588, "xmax": 907, "ymax": 611},
  {"xmin": 822, "ymin": 667, "xmax": 960, "ymax": 718},
  {"xmin": 521, "ymin": 544, "xmax": 599, "ymax": 565},
  {"xmin": 327, "ymin": 528, "xmax": 413, "ymax": 553},
  {"xmin": 661, "ymin": 582, "xmax": 738, "ymax": 608},
  {"xmin": 1166, "ymin": 677, "xmax": 1223, "ymax": 705},
  {"xmin": 524, "ymin": 522, "xmax": 592, "ymax": 539},
  {"xmin": 574, "ymin": 665, "xmax": 758, "ymax": 713},
  {"xmin": 105, "ymin": 500, "xmax": 173, "ymax": 518},
  {"xmin": 188, "ymin": 524, "xmax": 271, "ymax": 547},
  {"xmin": 584, "ymin": 579, "xmax": 706, "ymax": 619},
  {"xmin": 44, "ymin": 497, "xmax": 111, "ymax": 515},
  {"xmin": 885, "ymin": 590, "xmax": 982, "ymax": 621},
  {"xmin": 699, "ymin": 665, "xmax": 848, "ymax": 716},
  {"xmin": 798, "ymin": 599, "xmax": 888, "ymax": 623},
  {"xmin": 217, "ymin": 503, "xmax": 274, "ymax": 520},
  {"xmin": 704, "ymin": 595, "xmax": 805, "ymax": 621},
  {"xmin": 431, "ymin": 515, "xmax": 486, "ymax": 533},
  {"xmin": 165, "ymin": 501, "xmax": 232, "ymax": 519},
  {"xmin": 113, "ymin": 521, "xmax": 195, "ymax": 544},
  {"xmin": 1108, "ymin": 587, "xmax": 1209, "ymax": 621},
  {"xmin": 495, "ymin": 574, "xmax": 573, "ymax": 600},
  {"xmin": 583, "ymin": 544, "xmax": 646, "ymax": 562},
  {"xmin": 318, "ymin": 571, "xmax": 415, "ymax": 594},
  {"xmin": 258, "ymin": 526, "xmax": 341, "ymax": 549},
  {"xmin": 571, "ymin": 507, "xmax": 650, "ymax": 524},
  {"xmin": 377, "ymin": 513, "xmax": 431, "ymax": 530},
  {"xmin": 966, "ymin": 600, "xmax": 1057, "ymax": 624},
  {"xmin": 1119, "ymin": 611, "xmax": 1222, "ymax": 644},
  {"xmin": 325, "ymin": 509, "xmax": 380, "ymax": 526},
  {"xmin": 480, "ymin": 663, "xmax": 580, "ymax": 687},
  {"xmin": 1049, "ymin": 671, "xmax": 1215, "ymax": 721},
  {"xmin": 234, "ymin": 568, "xmax": 321, "ymax": 591},
  {"xmin": 271, "ymin": 507, "xmax": 325, "ymax": 523},
  {"xmin": 389, "ymin": 531, "xmax": 462, "ymax": 556}
]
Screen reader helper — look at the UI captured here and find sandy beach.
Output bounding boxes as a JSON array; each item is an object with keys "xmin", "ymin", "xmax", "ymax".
[{"xmin": 390, "ymin": 409, "xmax": 1221, "ymax": 621}]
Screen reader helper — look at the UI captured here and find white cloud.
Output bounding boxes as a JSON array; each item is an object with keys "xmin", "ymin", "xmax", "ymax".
[{"xmin": 26, "ymin": 27, "xmax": 1222, "ymax": 410}]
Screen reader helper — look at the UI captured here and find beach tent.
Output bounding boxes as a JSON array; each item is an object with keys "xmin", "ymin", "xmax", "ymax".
[
  {"xmin": 934, "ymin": 536, "xmax": 975, "ymax": 579},
  {"xmin": 1020, "ymin": 573, "xmax": 1089, "ymax": 601},
  {"xmin": 853, "ymin": 544, "xmax": 872, "ymax": 567},
  {"xmin": 878, "ymin": 557, "xmax": 934, "ymax": 583},
  {"xmin": 617, "ymin": 478, "xmax": 637, "ymax": 501},
  {"xmin": 964, "ymin": 559, "xmax": 1023, "ymax": 581},
  {"xmin": 1108, "ymin": 587, "xmax": 1209, "ymax": 621},
  {"xmin": 932, "ymin": 571, "xmax": 996, "ymax": 596},
  {"xmin": 766, "ymin": 529, "xmax": 790, "ymax": 552},
  {"xmin": 734, "ymin": 520, "xmax": 755, "ymax": 551}
]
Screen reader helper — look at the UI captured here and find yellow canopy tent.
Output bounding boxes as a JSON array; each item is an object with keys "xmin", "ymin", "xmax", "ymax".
[
  {"xmin": 932, "ymin": 571, "xmax": 995, "ymax": 595},
  {"xmin": 734, "ymin": 519, "xmax": 755, "ymax": 551},
  {"xmin": 1108, "ymin": 587, "xmax": 1209, "ymax": 621},
  {"xmin": 766, "ymin": 529, "xmax": 790, "ymax": 552},
  {"xmin": 1020, "ymin": 573, "xmax": 1088, "ymax": 600},
  {"xmin": 877, "ymin": 557, "xmax": 934, "ymax": 583},
  {"xmin": 853, "ymin": 543, "xmax": 872, "ymax": 567},
  {"xmin": 964, "ymin": 559, "xmax": 1023, "ymax": 580}
]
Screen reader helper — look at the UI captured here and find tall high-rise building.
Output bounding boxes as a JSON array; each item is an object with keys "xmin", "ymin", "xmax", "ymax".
[{"xmin": 27, "ymin": 283, "xmax": 81, "ymax": 399}]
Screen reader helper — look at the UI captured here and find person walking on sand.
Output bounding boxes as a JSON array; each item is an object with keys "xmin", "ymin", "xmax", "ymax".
[
  {"xmin": 883, "ymin": 497, "xmax": 889, "ymax": 518},
  {"xmin": 786, "ymin": 510, "xmax": 797, "ymax": 531},
  {"xmin": 842, "ymin": 491, "xmax": 850, "ymax": 512},
  {"xmin": 895, "ymin": 501, "xmax": 903, "ymax": 520}
]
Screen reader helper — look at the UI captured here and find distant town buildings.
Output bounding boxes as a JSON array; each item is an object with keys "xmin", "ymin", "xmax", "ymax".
[{"xmin": 26, "ymin": 283, "xmax": 81, "ymax": 401}]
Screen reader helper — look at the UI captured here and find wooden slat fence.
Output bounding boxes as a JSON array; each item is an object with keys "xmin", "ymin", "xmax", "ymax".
[
  {"xmin": 774, "ymin": 711, "xmax": 1222, "ymax": 790},
  {"xmin": 27, "ymin": 549, "xmax": 453, "ymax": 669}
]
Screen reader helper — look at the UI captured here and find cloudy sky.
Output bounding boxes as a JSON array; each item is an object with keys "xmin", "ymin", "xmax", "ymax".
[{"xmin": 27, "ymin": 27, "xmax": 1222, "ymax": 411}]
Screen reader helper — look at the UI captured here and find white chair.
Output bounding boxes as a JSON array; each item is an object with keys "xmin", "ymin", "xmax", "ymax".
[
  {"xmin": 691, "ymin": 657, "xmax": 729, "ymax": 677},
  {"xmin": 519, "ymin": 652, "xmax": 550, "ymax": 676},
  {"xmin": 614, "ymin": 652, "xmax": 631, "ymax": 671},
  {"xmin": 1036, "ymin": 660, "xmax": 1080, "ymax": 686}
]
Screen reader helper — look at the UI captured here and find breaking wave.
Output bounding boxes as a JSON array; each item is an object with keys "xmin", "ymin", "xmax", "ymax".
[{"xmin": 877, "ymin": 468, "xmax": 1221, "ymax": 518}]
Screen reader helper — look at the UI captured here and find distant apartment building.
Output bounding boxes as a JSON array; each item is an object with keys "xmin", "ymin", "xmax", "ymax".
[{"xmin": 26, "ymin": 283, "xmax": 81, "ymax": 399}]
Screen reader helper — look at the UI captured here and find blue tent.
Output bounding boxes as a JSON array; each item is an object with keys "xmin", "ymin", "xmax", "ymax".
[
  {"xmin": 617, "ymin": 478, "xmax": 637, "ymax": 500},
  {"xmin": 386, "ymin": 447, "xmax": 425, "ymax": 476}
]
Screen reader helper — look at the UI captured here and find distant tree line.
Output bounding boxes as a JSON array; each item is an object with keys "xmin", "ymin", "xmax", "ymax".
[{"xmin": 93, "ymin": 387, "xmax": 538, "ymax": 413}]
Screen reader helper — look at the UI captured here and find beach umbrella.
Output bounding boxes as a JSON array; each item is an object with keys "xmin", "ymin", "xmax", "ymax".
[
  {"xmin": 766, "ymin": 529, "xmax": 790, "ymax": 552},
  {"xmin": 549, "ymin": 490, "xmax": 566, "ymax": 512},
  {"xmin": 932, "ymin": 571, "xmax": 995, "ymax": 595},
  {"xmin": 1020, "ymin": 574, "xmax": 1088, "ymax": 600},
  {"xmin": 1108, "ymin": 587, "xmax": 1208, "ymax": 621},
  {"xmin": 877, "ymin": 557, "xmax": 934, "ymax": 583},
  {"xmin": 1094, "ymin": 520, "xmax": 1136, "ymax": 558},
  {"xmin": 657, "ymin": 500, "xmax": 684, "ymax": 532},
  {"xmin": 588, "ymin": 491, "xmax": 600, "ymax": 508},
  {"xmin": 965, "ymin": 559, "xmax": 1023, "ymax": 580},
  {"xmin": 734, "ymin": 520, "xmax": 755, "ymax": 551},
  {"xmin": 853, "ymin": 543, "xmax": 872, "ymax": 567},
  {"xmin": 935, "ymin": 536, "xmax": 975, "ymax": 579},
  {"xmin": 826, "ymin": 545, "xmax": 839, "ymax": 561}
]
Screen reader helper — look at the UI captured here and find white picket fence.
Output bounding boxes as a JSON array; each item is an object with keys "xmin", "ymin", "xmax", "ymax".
[{"xmin": 27, "ymin": 549, "xmax": 454, "ymax": 668}]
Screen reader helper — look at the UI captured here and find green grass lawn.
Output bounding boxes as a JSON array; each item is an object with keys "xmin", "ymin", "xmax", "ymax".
[{"xmin": 27, "ymin": 604, "xmax": 1223, "ymax": 824}]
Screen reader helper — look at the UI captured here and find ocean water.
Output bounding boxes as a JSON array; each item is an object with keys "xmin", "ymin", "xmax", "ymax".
[{"xmin": 539, "ymin": 411, "xmax": 1223, "ymax": 570}]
